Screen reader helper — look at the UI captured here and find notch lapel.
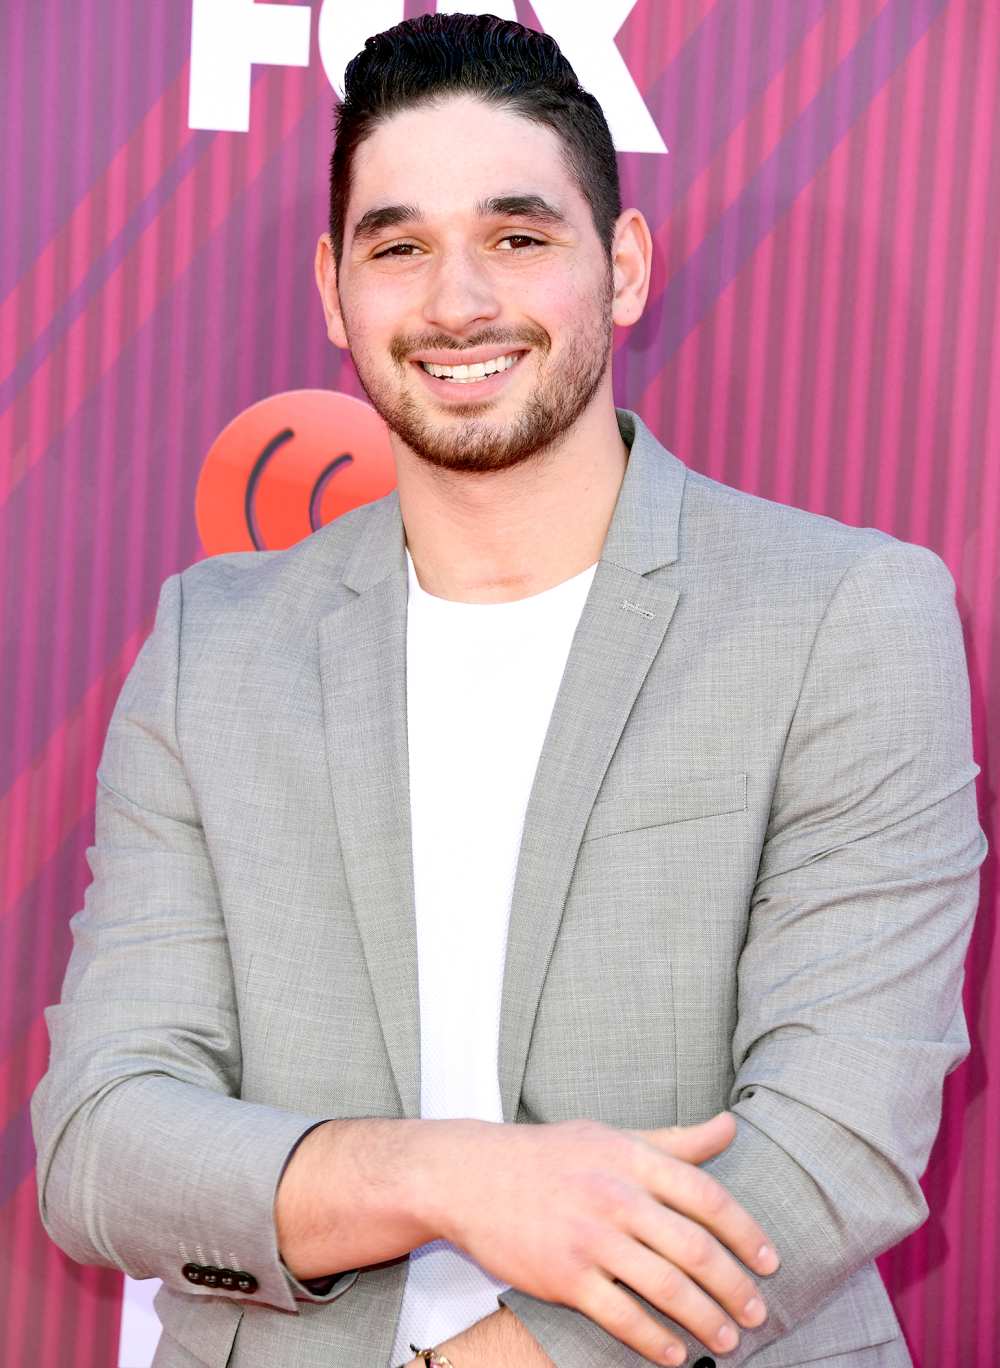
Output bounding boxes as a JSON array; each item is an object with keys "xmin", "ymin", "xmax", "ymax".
[
  {"xmin": 496, "ymin": 563, "xmax": 681, "ymax": 1122},
  {"xmin": 317, "ymin": 493, "xmax": 421, "ymax": 1118},
  {"xmin": 317, "ymin": 410, "xmax": 687, "ymax": 1128},
  {"xmin": 496, "ymin": 412, "xmax": 687, "ymax": 1122}
]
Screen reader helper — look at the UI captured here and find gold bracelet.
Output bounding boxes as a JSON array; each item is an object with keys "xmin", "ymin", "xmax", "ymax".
[{"xmin": 409, "ymin": 1344, "xmax": 456, "ymax": 1367}]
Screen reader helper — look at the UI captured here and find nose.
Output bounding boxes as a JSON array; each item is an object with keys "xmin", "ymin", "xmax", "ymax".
[{"xmin": 421, "ymin": 245, "xmax": 501, "ymax": 336}]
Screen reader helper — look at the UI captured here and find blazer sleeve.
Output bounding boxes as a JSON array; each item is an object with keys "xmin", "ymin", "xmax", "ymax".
[
  {"xmin": 498, "ymin": 538, "xmax": 988, "ymax": 1365},
  {"xmin": 30, "ymin": 571, "xmax": 360, "ymax": 1314}
]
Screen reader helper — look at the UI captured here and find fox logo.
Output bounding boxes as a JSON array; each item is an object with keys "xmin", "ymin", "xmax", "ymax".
[{"xmin": 188, "ymin": 0, "xmax": 667, "ymax": 155}]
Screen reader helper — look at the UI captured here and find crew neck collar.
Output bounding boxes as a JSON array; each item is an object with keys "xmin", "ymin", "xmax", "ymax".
[{"xmin": 404, "ymin": 545, "xmax": 597, "ymax": 611}]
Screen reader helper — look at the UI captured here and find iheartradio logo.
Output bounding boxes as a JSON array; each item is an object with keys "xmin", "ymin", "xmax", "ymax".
[{"xmin": 195, "ymin": 389, "xmax": 396, "ymax": 555}]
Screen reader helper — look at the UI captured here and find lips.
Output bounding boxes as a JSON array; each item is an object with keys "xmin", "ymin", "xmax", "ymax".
[
  {"xmin": 409, "ymin": 345, "xmax": 530, "ymax": 368},
  {"xmin": 411, "ymin": 350, "xmax": 527, "ymax": 399}
]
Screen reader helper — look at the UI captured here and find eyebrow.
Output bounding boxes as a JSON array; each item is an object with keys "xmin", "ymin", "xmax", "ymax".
[{"xmin": 350, "ymin": 194, "xmax": 571, "ymax": 247}]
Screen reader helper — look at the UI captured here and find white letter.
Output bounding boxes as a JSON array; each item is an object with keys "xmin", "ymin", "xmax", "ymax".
[
  {"xmin": 530, "ymin": 0, "xmax": 667, "ymax": 154},
  {"xmin": 318, "ymin": 1, "xmax": 406, "ymax": 101},
  {"xmin": 189, "ymin": 0, "xmax": 311, "ymax": 133}
]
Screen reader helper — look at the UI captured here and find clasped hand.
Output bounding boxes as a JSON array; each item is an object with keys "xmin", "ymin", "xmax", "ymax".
[{"xmin": 427, "ymin": 1111, "xmax": 780, "ymax": 1365}]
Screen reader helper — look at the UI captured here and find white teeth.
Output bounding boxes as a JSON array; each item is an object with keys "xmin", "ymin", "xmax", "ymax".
[{"xmin": 420, "ymin": 352, "xmax": 522, "ymax": 381}]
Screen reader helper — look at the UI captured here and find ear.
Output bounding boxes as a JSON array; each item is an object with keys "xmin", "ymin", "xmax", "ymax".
[
  {"xmin": 609, "ymin": 208, "xmax": 653, "ymax": 329},
  {"xmin": 314, "ymin": 233, "xmax": 350, "ymax": 350}
]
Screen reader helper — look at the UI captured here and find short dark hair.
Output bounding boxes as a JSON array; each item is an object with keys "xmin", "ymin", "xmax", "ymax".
[{"xmin": 328, "ymin": 12, "xmax": 621, "ymax": 272}]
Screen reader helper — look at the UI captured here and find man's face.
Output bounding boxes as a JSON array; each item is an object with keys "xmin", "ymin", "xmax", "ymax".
[{"xmin": 324, "ymin": 94, "xmax": 616, "ymax": 475}]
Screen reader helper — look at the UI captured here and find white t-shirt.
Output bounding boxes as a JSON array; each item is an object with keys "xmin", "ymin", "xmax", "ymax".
[{"xmin": 390, "ymin": 544, "xmax": 598, "ymax": 1364}]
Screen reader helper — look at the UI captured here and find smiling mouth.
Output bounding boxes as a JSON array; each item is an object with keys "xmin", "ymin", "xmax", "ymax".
[{"xmin": 412, "ymin": 350, "xmax": 528, "ymax": 384}]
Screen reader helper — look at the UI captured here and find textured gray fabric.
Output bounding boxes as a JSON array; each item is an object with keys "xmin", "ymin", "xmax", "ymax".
[{"xmin": 31, "ymin": 409, "xmax": 986, "ymax": 1368}]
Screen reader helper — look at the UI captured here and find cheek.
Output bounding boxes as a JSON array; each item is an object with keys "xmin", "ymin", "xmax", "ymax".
[
  {"xmin": 504, "ymin": 274, "xmax": 583, "ymax": 345},
  {"xmin": 539, "ymin": 282, "xmax": 606, "ymax": 347},
  {"xmin": 544, "ymin": 255, "xmax": 607, "ymax": 317},
  {"xmin": 341, "ymin": 318, "xmax": 397, "ymax": 379},
  {"xmin": 340, "ymin": 283, "xmax": 398, "ymax": 343}
]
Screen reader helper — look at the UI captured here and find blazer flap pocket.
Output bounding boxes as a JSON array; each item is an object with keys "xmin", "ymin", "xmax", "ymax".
[{"xmin": 583, "ymin": 773, "xmax": 747, "ymax": 842}]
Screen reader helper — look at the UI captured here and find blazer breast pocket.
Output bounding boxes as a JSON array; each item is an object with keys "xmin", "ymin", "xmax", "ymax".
[{"xmin": 581, "ymin": 773, "xmax": 747, "ymax": 842}]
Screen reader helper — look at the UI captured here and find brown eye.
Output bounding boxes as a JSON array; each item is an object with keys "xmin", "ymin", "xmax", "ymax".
[{"xmin": 497, "ymin": 235, "xmax": 543, "ymax": 251}]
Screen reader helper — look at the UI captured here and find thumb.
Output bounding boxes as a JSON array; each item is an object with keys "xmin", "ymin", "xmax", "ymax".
[{"xmin": 634, "ymin": 1111, "xmax": 737, "ymax": 1165}]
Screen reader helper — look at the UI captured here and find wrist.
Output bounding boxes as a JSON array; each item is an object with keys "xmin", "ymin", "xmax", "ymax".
[
  {"xmin": 275, "ymin": 1117, "xmax": 444, "ymax": 1280},
  {"xmin": 433, "ymin": 1306, "xmax": 556, "ymax": 1368},
  {"xmin": 413, "ymin": 1117, "xmax": 492, "ymax": 1245}
]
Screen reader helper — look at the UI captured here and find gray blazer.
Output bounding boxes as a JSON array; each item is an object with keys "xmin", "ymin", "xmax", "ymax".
[{"xmin": 31, "ymin": 409, "xmax": 987, "ymax": 1368}]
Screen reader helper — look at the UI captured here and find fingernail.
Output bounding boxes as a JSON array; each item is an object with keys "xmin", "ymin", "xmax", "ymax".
[
  {"xmin": 663, "ymin": 1346, "xmax": 686, "ymax": 1366},
  {"xmin": 742, "ymin": 1296, "xmax": 766, "ymax": 1326},
  {"xmin": 716, "ymin": 1324, "xmax": 739, "ymax": 1350},
  {"xmin": 756, "ymin": 1244, "xmax": 779, "ymax": 1273}
]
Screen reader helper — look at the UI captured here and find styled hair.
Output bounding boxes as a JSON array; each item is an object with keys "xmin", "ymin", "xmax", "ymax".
[{"xmin": 328, "ymin": 12, "xmax": 621, "ymax": 271}]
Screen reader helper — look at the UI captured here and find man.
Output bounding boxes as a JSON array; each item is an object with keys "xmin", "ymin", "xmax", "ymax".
[{"xmin": 31, "ymin": 13, "xmax": 986, "ymax": 1368}]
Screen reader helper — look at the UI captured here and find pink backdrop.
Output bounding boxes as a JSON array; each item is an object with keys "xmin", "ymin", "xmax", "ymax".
[{"xmin": 2, "ymin": 2, "xmax": 998, "ymax": 1364}]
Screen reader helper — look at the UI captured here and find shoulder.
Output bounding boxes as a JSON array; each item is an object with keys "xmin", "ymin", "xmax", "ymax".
[
  {"xmin": 175, "ymin": 497, "xmax": 377, "ymax": 607},
  {"xmin": 141, "ymin": 498, "xmax": 384, "ymax": 683},
  {"xmin": 677, "ymin": 464, "xmax": 953, "ymax": 604},
  {"xmin": 157, "ymin": 497, "xmax": 383, "ymax": 648}
]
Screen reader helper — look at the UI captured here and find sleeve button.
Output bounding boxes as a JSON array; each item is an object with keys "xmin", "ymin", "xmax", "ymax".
[
  {"xmin": 219, "ymin": 1269, "xmax": 237, "ymax": 1290},
  {"xmin": 182, "ymin": 1263, "xmax": 204, "ymax": 1285},
  {"xmin": 201, "ymin": 1266, "xmax": 221, "ymax": 1287},
  {"xmin": 236, "ymin": 1273, "xmax": 258, "ymax": 1294}
]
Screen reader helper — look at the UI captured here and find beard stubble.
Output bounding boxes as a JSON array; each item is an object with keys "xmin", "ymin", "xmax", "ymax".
[{"xmin": 344, "ymin": 269, "xmax": 615, "ymax": 476}]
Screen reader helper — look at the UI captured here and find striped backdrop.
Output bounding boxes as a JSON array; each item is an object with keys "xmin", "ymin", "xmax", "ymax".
[{"xmin": 2, "ymin": 2, "xmax": 998, "ymax": 1365}]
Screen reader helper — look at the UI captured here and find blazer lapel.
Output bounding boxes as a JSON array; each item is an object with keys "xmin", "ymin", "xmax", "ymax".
[
  {"xmin": 496, "ymin": 411, "xmax": 686, "ymax": 1121},
  {"xmin": 317, "ymin": 409, "xmax": 687, "ymax": 1127},
  {"xmin": 317, "ymin": 493, "xmax": 422, "ymax": 1118}
]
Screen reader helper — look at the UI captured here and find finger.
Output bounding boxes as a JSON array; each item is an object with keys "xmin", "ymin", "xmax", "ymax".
[
  {"xmin": 574, "ymin": 1267, "xmax": 688, "ymax": 1367},
  {"xmin": 636, "ymin": 1112, "xmax": 736, "ymax": 1166},
  {"xmin": 628, "ymin": 1200, "xmax": 768, "ymax": 1332},
  {"xmin": 600, "ymin": 1229, "xmax": 747, "ymax": 1357},
  {"xmin": 641, "ymin": 1152, "xmax": 780, "ymax": 1278}
]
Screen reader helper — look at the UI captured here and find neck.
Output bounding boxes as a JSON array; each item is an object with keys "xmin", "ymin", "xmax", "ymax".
[{"xmin": 394, "ymin": 404, "xmax": 628, "ymax": 604}]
